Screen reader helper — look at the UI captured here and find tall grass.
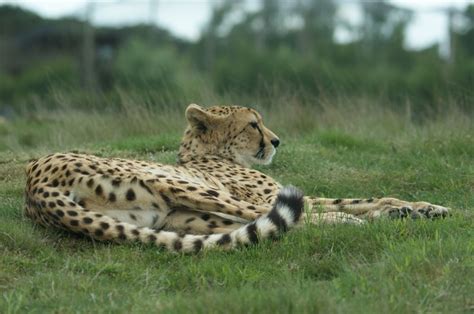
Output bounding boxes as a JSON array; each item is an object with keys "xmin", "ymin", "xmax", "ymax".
[{"xmin": 1, "ymin": 89, "xmax": 472, "ymax": 153}]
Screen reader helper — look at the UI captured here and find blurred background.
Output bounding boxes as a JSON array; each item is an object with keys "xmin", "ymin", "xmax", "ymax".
[{"xmin": 0, "ymin": 0, "xmax": 473, "ymax": 150}]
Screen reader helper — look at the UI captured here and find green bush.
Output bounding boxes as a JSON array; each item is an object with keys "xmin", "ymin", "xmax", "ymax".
[
  {"xmin": 114, "ymin": 39, "xmax": 208, "ymax": 101},
  {"xmin": 0, "ymin": 56, "xmax": 79, "ymax": 106}
]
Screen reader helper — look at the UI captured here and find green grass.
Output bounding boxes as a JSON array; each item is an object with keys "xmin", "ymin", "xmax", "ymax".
[{"xmin": 0, "ymin": 101, "xmax": 473, "ymax": 313}]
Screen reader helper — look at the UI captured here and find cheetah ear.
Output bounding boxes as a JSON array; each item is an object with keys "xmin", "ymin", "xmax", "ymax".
[{"xmin": 185, "ymin": 104, "xmax": 218, "ymax": 132}]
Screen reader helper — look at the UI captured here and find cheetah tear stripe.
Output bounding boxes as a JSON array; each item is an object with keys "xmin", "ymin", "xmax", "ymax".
[{"xmin": 28, "ymin": 185, "xmax": 303, "ymax": 253}]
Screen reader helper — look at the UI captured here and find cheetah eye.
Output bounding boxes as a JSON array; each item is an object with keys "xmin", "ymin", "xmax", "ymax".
[{"xmin": 249, "ymin": 122, "xmax": 258, "ymax": 129}]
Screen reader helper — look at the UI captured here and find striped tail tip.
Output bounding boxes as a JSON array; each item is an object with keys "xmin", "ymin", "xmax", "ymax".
[{"xmin": 268, "ymin": 185, "xmax": 304, "ymax": 231}]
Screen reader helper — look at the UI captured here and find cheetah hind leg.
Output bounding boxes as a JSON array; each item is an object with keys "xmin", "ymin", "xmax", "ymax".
[
  {"xmin": 27, "ymin": 185, "xmax": 305, "ymax": 253},
  {"xmin": 304, "ymin": 211, "xmax": 365, "ymax": 225}
]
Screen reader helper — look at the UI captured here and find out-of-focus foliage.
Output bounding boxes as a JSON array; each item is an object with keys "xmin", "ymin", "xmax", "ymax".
[
  {"xmin": 0, "ymin": 1, "xmax": 473, "ymax": 115},
  {"xmin": 114, "ymin": 39, "xmax": 206, "ymax": 101}
]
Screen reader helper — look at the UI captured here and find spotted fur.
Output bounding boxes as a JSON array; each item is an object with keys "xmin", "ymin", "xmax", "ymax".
[{"xmin": 24, "ymin": 104, "xmax": 449, "ymax": 253}]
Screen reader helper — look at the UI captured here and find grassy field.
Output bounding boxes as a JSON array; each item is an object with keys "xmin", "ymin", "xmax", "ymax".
[{"xmin": 0, "ymin": 98, "xmax": 473, "ymax": 313}]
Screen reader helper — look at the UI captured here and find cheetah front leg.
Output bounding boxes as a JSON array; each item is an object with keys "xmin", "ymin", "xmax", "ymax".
[{"xmin": 305, "ymin": 196, "xmax": 450, "ymax": 220}]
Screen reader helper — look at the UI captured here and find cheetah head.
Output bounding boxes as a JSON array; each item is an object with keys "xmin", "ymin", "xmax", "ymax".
[{"xmin": 178, "ymin": 104, "xmax": 280, "ymax": 167}]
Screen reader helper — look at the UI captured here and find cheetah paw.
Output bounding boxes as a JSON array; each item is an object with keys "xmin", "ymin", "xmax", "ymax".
[
  {"xmin": 411, "ymin": 203, "xmax": 450, "ymax": 219},
  {"xmin": 388, "ymin": 204, "xmax": 450, "ymax": 220}
]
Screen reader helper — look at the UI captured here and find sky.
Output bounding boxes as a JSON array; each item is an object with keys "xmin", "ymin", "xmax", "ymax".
[{"xmin": 1, "ymin": 0, "xmax": 472, "ymax": 52}]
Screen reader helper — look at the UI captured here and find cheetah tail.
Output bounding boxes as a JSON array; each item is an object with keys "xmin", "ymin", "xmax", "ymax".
[{"xmin": 26, "ymin": 185, "xmax": 304, "ymax": 253}]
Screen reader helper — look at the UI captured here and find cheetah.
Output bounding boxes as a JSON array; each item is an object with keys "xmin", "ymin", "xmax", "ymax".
[{"xmin": 24, "ymin": 104, "xmax": 449, "ymax": 253}]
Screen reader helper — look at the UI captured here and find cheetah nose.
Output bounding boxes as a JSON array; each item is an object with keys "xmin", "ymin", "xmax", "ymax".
[{"xmin": 271, "ymin": 138, "xmax": 280, "ymax": 148}]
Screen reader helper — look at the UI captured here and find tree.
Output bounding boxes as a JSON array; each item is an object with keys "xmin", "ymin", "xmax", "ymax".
[
  {"xmin": 293, "ymin": 0, "xmax": 337, "ymax": 54},
  {"xmin": 359, "ymin": 1, "xmax": 412, "ymax": 63}
]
